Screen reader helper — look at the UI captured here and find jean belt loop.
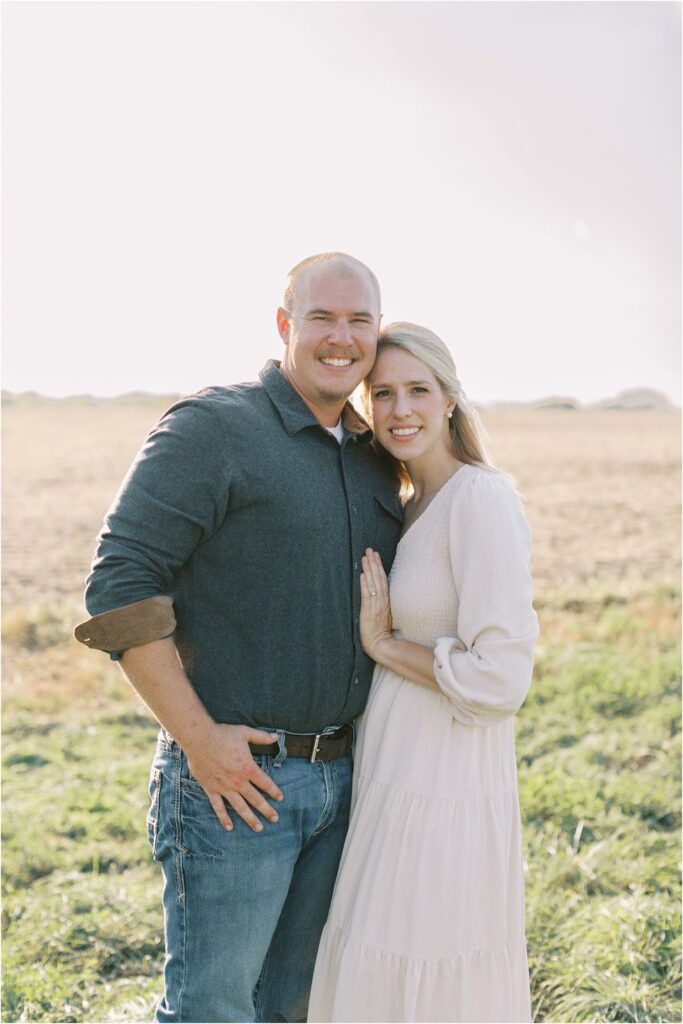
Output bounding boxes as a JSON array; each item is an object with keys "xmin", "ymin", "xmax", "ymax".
[{"xmin": 272, "ymin": 729, "xmax": 288, "ymax": 769}]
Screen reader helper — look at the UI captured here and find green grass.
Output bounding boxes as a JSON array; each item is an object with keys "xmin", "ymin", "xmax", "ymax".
[{"xmin": 2, "ymin": 584, "xmax": 681, "ymax": 1022}]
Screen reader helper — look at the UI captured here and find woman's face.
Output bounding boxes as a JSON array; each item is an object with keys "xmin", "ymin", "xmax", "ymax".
[{"xmin": 368, "ymin": 346, "xmax": 455, "ymax": 463}]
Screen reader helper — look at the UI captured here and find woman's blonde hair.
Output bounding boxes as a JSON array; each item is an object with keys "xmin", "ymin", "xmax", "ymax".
[{"xmin": 360, "ymin": 321, "xmax": 496, "ymax": 497}]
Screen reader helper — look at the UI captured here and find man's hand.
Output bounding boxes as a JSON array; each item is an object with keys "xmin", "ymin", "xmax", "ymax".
[
  {"xmin": 118, "ymin": 637, "xmax": 285, "ymax": 834},
  {"xmin": 359, "ymin": 548, "xmax": 394, "ymax": 661},
  {"xmin": 185, "ymin": 723, "xmax": 284, "ymax": 833}
]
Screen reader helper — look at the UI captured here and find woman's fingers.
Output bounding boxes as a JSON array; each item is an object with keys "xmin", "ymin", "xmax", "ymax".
[
  {"xmin": 373, "ymin": 550, "xmax": 389, "ymax": 596},
  {"xmin": 363, "ymin": 549, "xmax": 387, "ymax": 599},
  {"xmin": 361, "ymin": 560, "xmax": 379, "ymax": 599}
]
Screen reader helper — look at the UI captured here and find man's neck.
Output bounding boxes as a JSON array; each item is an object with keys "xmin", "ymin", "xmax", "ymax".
[{"xmin": 279, "ymin": 364, "xmax": 348, "ymax": 428}]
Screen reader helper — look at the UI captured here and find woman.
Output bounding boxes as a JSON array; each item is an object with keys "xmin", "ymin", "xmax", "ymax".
[{"xmin": 308, "ymin": 323, "xmax": 539, "ymax": 1023}]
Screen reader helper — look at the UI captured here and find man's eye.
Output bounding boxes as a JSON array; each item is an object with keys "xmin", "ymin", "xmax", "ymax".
[
  {"xmin": 352, "ymin": 318, "xmax": 372, "ymax": 326},
  {"xmin": 309, "ymin": 315, "xmax": 331, "ymax": 322}
]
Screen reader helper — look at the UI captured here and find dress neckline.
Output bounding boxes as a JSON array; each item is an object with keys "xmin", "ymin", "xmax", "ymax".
[{"xmin": 398, "ymin": 463, "xmax": 474, "ymax": 549}]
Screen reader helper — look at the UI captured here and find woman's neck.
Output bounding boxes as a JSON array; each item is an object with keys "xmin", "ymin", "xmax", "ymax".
[{"xmin": 407, "ymin": 450, "xmax": 464, "ymax": 503}]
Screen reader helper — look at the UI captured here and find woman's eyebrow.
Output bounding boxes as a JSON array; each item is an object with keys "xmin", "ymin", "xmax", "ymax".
[{"xmin": 371, "ymin": 379, "xmax": 431, "ymax": 388}]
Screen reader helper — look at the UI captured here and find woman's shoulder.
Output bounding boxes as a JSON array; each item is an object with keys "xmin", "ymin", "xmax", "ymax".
[
  {"xmin": 451, "ymin": 463, "xmax": 517, "ymax": 497},
  {"xmin": 447, "ymin": 463, "xmax": 526, "ymax": 523}
]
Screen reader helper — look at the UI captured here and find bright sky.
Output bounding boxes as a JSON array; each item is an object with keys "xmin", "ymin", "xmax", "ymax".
[{"xmin": 3, "ymin": 1, "xmax": 681, "ymax": 404}]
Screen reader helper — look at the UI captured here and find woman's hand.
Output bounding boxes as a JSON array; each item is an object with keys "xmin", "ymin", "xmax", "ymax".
[{"xmin": 359, "ymin": 548, "xmax": 394, "ymax": 662}]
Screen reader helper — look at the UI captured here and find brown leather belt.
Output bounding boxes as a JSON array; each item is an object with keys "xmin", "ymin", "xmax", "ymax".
[{"xmin": 250, "ymin": 724, "xmax": 353, "ymax": 763}]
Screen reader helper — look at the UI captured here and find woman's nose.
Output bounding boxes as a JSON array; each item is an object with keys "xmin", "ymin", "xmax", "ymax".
[{"xmin": 393, "ymin": 392, "xmax": 413, "ymax": 416}]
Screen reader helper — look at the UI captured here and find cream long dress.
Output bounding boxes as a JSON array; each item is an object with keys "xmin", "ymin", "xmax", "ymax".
[{"xmin": 308, "ymin": 465, "xmax": 539, "ymax": 1024}]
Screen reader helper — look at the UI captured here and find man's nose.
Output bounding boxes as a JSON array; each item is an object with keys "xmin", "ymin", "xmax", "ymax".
[{"xmin": 328, "ymin": 318, "xmax": 353, "ymax": 343}]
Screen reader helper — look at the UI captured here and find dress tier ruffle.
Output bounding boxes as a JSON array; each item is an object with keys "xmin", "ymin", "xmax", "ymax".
[
  {"xmin": 309, "ymin": 467, "xmax": 538, "ymax": 1023},
  {"xmin": 313, "ymin": 920, "xmax": 530, "ymax": 1024}
]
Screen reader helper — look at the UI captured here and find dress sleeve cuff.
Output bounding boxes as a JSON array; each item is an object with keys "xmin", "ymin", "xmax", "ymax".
[{"xmin": 73, "ymin": 595, "xmax": 176, "ymax": 653}]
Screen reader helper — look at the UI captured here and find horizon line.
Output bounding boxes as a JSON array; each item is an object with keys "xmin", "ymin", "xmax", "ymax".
[{"xmin": 2, "ymin": 386, "xmax": 680, "ymax": 411}]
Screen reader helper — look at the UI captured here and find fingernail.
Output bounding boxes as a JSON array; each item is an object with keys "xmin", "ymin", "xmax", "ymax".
[
  {"xmin": 255, "ymin": 823, "xmax": 263, "ymax": 832},
  {"xmin": 271, "ymin": 813, "xmax": 279, "ymax": 823},
  {"xmin": 225, "ymin": 824, "xmax": 233, "ymax": 831}
]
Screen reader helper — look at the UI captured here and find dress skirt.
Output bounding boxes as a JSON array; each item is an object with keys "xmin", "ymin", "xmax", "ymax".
[{"xmin": 308, "ymin": 667, "xmax": 531, "ymax": 1023}]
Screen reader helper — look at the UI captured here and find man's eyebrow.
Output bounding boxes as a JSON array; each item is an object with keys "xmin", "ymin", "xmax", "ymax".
[{"xmin": 304, "ymin": 308, "xmax": 375, "ymax": 318}]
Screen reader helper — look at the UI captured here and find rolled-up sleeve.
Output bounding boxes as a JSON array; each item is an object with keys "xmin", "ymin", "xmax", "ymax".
[
  {"xmin": 433, "ymin": 471, "xmax": 539, "ymax": 726},
  {"xmin": 75, "ymin": 398, "xmax": 231, "ymax": 653}
]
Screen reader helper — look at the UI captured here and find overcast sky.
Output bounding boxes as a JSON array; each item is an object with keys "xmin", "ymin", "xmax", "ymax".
[{"xmin": 2, "ymin": 1, "xmax": 681, "ymax": 403}]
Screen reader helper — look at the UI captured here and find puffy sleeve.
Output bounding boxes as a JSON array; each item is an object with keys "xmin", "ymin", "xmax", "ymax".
[
  {"xmin": 74, "ymin": 397, "xmax": 232, "ymax": 653},
  {"xmin": 433, "ymin": 469, "xmax": 539, "ymax": 726}
]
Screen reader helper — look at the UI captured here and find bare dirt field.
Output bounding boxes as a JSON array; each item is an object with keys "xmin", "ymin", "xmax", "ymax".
[{"xmin": 2, "ymin": 400, "xmax": 680, "ymax": 610}]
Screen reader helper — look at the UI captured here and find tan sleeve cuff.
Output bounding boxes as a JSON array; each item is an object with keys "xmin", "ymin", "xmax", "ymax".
[{"xmin": 74, "ymin": 595, "xmax": 176, "ymax": 652}]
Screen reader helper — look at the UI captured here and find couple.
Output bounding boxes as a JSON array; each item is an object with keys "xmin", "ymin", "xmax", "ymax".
[{"xmin": 75, "ymin": 251, "xmax": 538, "ymax": 1024}]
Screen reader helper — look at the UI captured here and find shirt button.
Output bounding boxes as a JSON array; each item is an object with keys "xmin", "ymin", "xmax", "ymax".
[
  {"xmin": 353, "ymin": 677, "xmax": 360, "ymax": 685},
  {"xmin": 354, "ymin": 561, "xmax": 359, "ymax": 570}
]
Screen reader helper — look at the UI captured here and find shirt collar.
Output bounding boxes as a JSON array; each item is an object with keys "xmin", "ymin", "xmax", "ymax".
[{"xmin": 259, "ymin": 360, "xmax": 371, "ymax": 439}]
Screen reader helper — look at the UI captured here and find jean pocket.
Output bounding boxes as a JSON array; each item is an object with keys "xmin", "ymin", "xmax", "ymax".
[
  {"xmin": 179, "ymin": 756, "xmax": 275, "ymax": 857},
  {"xmin": 146, "ymin": 767, "xmax": 162, "ymax": 858},
  {"xmin": 179, "ymin": 777, "xmax": 234, "ymax": 858}
]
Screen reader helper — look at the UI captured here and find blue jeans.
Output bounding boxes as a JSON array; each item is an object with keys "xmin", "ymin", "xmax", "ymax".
[{"xmin": 146, "ymin": 729, "xmax": 352, "ymax": 1023}]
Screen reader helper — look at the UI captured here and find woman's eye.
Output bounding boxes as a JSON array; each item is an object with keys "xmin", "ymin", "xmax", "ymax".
[
  {"xmin": 373, "ymin": 390, "xmax": 391, "ymax": 399},
  {"xmin": 412, "ymin": 387, "xmax": 429, "ymax": 394}
]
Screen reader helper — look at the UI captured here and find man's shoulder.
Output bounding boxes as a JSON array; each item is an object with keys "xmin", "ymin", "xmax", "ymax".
[
  {"xmin": 185, "ymin": 379, "xmax": 267, "ymax": 408},
  {"xmin": 141, "ymin": 381, "xmax": 276, "ymax": 454},
  {"xmin": 161, "ymin": 380, "xmax": 271, "ymax": 425}
]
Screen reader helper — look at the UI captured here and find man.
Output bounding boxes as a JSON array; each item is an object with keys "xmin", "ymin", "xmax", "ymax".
[{"xmin": 75, "ymin": 252, "xmax": 402, "ymax": 1023}]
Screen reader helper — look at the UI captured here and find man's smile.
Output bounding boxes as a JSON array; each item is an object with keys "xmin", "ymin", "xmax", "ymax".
[{"xmin": 319, "ymin": 357, "xmax": 355, "ymax": 368}]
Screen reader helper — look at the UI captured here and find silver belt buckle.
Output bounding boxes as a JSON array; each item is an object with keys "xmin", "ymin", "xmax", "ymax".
[{"xmin": 309, "ymin": 733, "xmax": 322, "ymax": 763}]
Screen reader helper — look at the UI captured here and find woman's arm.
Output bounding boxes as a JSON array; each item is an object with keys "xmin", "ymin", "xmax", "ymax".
[
  {"xmin": 359, "ymin": 471, "xmax": 539, "ymax": 725},
  {"xmin": 432, "ymin": 471, "xmax": 538, "ymax": 725},
  {"xmin": 359, "ymin": 549, "xmax": 440, "ymax": 692}
]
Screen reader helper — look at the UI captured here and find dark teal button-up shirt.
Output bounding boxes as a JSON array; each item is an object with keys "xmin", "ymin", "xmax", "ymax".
[{"xmin": 84, "ymin": 361, "xmax": 402, "ymax": 732}]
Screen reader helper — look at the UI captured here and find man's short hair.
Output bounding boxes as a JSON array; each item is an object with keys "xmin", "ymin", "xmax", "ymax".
[{"xmin": 284, "ymin": 252, "xmax": 381, "ymax": 314}]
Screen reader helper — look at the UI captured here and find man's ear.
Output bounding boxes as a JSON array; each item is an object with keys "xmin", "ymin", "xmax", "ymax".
[{"xmin": 276, "ymin": 307, "xmax": 291, "ymax": 346}]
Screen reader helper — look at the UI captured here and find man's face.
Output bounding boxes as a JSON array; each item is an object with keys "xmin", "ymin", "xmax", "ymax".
[{"xmin": 277, "ymin": 264, "xmax": 381, "ymax": 413}]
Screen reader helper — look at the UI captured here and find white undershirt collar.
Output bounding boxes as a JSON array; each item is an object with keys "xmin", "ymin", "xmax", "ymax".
[{"xmin": 325, "ymin": 418, "xmax": 345, "ymax": 443}]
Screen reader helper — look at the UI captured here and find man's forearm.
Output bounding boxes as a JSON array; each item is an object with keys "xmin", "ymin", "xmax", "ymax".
[{"xmin": 119, "ymin": 636, "xmax": 216, "ymax": 754}]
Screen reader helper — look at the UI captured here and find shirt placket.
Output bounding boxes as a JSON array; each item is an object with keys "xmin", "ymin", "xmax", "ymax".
[{"xmin": 339, "ymin": 437, "xmax": 366, "ymax": 696}]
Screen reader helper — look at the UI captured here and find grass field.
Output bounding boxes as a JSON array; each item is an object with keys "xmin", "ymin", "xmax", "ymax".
[{"xmin": 2, "ymin": 400, "xmax": 681, "ymax": 1023}]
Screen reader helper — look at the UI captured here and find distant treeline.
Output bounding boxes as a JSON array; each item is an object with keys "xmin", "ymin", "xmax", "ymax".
[
  {"xmin": 2, "ymin": 387, "xmax": 679, "ymax": 412},
  {"xmin": 1, "ymin": 390, "xmax": 181, "ymax": 407}
]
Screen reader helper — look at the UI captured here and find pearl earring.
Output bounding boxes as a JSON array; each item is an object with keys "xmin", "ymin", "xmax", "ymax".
[{"xmin": 447, "ymin": 411, "xmax": 453, "ymax": 419}]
